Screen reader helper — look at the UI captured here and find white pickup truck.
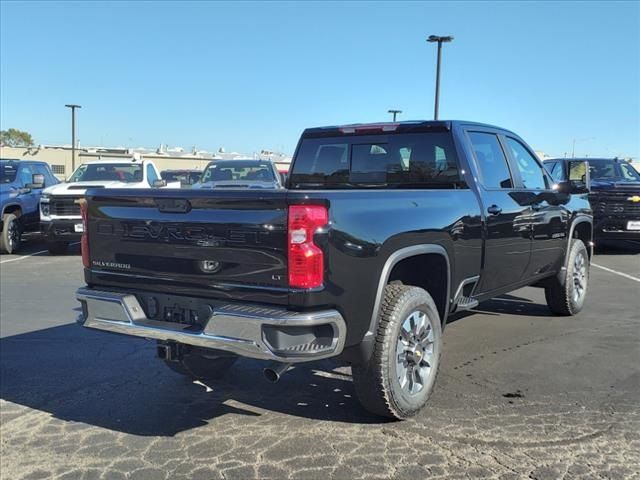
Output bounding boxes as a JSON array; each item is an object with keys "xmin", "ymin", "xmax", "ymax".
[{"xmin": 40, "ymin": 157, "xmax": 179, "ymax": 254}]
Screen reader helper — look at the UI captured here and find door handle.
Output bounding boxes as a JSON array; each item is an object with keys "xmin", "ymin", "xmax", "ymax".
[{"xmin": 487, "ymin": 205, "xmax": 502, "ymax": 216}]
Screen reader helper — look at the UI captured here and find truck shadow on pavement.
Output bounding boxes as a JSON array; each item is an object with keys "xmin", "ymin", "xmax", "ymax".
[
  {"xmin": 1, "ymin": 292, "xmax": 556, "ymax": 436},
  {"xmin": 449, "ymin": 293, "xmax": 553, "ymax": 323},
  {"xmin": 0, "ymin": 323, "xmax": 386, "ymax": 437}
]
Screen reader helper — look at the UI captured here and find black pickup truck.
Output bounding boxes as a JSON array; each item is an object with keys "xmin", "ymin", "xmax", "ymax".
[
  {"xmin": 544, "ymin": 157, "xmax": 640, "ymax": 241},
  {"xmin": 76, "ymin": 121, "xmax": 593, "ymax": 419}
]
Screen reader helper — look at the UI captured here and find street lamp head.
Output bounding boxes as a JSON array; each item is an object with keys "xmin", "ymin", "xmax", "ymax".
[
  {"xmin": 427, "ymin": 35, "xmax": 454, "ymax": 43},
  {"xmin": 388, "ymin": 109, "xmax": 402, "ymax": 114},
  {"xmin": 65, "ymin": 104, "xmax": 82, "ymax": 109}
]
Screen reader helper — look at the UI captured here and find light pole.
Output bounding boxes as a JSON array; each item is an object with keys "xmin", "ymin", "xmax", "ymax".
[
  {"xmin": 426, "ymin": 35, "xmax": 454, "ymax": 120},
  {"xmin": 571, "ymin": 137, "xmax": 595, "ymax": 158},
  {"xmin": 65, "ymin": 104, "xmax": 81, "ymax": 172},
  {"xmin": 388, "ymin": 109, "xmax": 402, "ymax": 121}
]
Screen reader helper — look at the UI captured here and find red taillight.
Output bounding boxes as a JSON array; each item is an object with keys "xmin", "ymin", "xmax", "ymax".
[
  {"xmin": 288, "ymin": 205, "xmax": 328, "ymax": 289},
  {"xmin": 80, "ymin": 200, "xmax": 90, "ymax": 268}
]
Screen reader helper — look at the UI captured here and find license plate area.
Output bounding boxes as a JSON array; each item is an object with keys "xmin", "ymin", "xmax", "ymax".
[
  {"xmin": 135, "ymin": 293, "xmax": 213, "ymax": 327},
  {"xmin": 627, "ymin": 220, "xmax": 640, "ymax": 231}
]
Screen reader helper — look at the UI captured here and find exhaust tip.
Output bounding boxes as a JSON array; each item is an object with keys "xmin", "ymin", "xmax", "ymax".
[
  {"xmin": 263, "ymin": 362, "xmax": 291, "ymax": 383},
  {"xmin": 263, "ymin": 368, "xmax": 280, "ymax": 383}
]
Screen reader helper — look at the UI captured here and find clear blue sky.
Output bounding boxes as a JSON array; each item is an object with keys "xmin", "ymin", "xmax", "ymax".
[{"xmin": 1, "ymin": 1, "xmax": 639, "ymax": 158}]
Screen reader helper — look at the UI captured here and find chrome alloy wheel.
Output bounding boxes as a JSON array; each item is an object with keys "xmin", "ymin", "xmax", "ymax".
[
  {"xmin": 572, "ymin": 251, "xmax": 587, "ymax": 303},
  {"xmin": 396, "ymin": 310, "xmax": 435, "ymax": 395}
]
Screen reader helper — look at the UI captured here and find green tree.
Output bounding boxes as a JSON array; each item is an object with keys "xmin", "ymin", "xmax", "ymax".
[{"xmin": 0, "ymin": 128, "xmax": 34, "ymax": 147}]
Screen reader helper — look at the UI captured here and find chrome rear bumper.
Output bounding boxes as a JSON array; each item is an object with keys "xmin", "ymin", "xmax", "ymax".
[{"xmin": 76, "ymin": 288, "xmax": 346, "ymax": 363}]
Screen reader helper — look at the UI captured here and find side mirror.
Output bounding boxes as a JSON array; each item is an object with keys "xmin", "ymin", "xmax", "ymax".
[
  {"xmin": 568, "ymin": 160, "xmax": 591, "ymax": 193},
  {"xmin": 153, "ymin": 179, "xmax": 167, "ymax": 188},
  {"xmin": 27, "ymin": 173, "xmax": 45, "ymax": 189},
  {"xmin": 554, "ymin": 160, "xmax": 590, "ymax": 194}
]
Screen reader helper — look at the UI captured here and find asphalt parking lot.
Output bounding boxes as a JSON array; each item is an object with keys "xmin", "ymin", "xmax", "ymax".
[{"xmin": 1, "ymin": 238, "xmax": 639, "ymax": 480}]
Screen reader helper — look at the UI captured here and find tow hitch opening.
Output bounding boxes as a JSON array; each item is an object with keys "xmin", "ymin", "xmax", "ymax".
[{"xmin": 157, "ymin": 342, "xmax": 183, "ymax": 362}]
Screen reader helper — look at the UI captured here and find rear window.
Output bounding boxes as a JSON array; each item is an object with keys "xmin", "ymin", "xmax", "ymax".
[
  {"xmin": 201, "ymin": 162, "xmax": 275, "ymax": 183},
  {"xmin": 69, "ymin": 163, "xmax": 143, "ymax": 183},
  {"xmin": 289, "ymin": 132, "xmax": 463, "ymax": 189},
  {"xmin": 1, "ymin": 163, "xmax": 18, "ymax": 184}
]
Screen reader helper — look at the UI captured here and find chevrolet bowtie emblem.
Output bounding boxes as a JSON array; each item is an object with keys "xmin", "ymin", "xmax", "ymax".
[{"xmin": 628, "ymin": 195, "xmax": 640, "ymax": 203}]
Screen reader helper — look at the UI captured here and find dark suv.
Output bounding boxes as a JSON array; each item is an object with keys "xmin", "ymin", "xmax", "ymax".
[{"xmin": 545, "ymin": 158, "xmax": 640, "ymax": 241}]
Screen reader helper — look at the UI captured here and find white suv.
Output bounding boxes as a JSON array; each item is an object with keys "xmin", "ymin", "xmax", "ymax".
[{"xmin": 40, "ymin": 158, "xmax": 179, "ymax": 254}]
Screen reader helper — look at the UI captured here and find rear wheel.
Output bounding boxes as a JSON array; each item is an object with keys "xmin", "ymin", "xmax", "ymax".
[
  {"xmin": 545, "ymin": 239, "xmax": 589, "ymax": 316},
  {"xmin": 47, "ymin": 241, "xmax": 69, "ymax": 255},
  {"xmin": 352, "ymin": 284, "xmax": 442, "ymax": 419},
  {"xmin": 163, "ymin": 347, "xmax": 237, "ymax": 380},
  {"xmin": 0, "ymin": 213, "xmax": 22, "ymax": 254}
]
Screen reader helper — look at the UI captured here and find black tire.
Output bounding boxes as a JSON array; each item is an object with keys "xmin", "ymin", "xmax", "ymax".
[
  {"xmin": 164, "ymin": 352, "xmax": 237, "ymax": 380},
  {"xmin": 545, "ymin": 239, "xmax": 589, "ymax": 316},
  {"xmin": 352, "ymin": 284, "xmax": 443, "ymax": 419},
  {"xmin": 0, "ymin": 213, "xmax": 22, "ymax": 254},
  {"xmin": 47, "ymin": 241, "xmax": 69, "ymax": 255}
]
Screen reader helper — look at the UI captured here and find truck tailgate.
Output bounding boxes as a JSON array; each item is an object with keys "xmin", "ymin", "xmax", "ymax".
[{"xmin": 85, "ymin": 189, "xmax": 288, "ymax": 303}]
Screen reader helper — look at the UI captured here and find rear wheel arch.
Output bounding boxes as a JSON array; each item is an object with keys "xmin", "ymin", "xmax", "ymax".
[{"xmin": 368, "ymin": 245, "xmax": 451, "ymax": 336}]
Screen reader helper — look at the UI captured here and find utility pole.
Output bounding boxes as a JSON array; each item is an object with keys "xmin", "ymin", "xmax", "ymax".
[
  {"xmin": 426, "ymin": 35, "xmax": 454, "ymax": 120},
  {"xmin": 571, "ymin": 137, "xmax": 595, "ymax": 158},
  {"xmin": 388, "ymin": 109, "xmax": 402, "ymax": 122},
  {"xmin": 65, "ymin": 104, "xmax": 81, "ymax": 172}
]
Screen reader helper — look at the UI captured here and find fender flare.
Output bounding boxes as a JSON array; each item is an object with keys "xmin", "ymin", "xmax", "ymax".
[
  {"xmin": 1, "ymin": 203, "xmax": 23, "ymax": 218},
  {"xmin": 558, "ymin": 216, "xmax": 593, "ymax": 283},
  {"xmin": 366, "ymin": 244, "xmax": 451, "ymax": 338},
  {"xmin": 566, "ymin": 216, "xmax": 593, "ymax": 264}
]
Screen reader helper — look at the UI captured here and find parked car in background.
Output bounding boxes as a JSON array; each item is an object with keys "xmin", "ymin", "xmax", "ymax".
[
  {"xmin": 161, "ymin": 169, "xmax": 202, "ymax": 187},
  {"xmin": 545, "ymin": 157, "xmax": 640, "ymax": 241},
  {"xmin": 40, "ymin": 157, "xmax": 180, "ymax": 254},
  {"xmin": 76, "ymin": 120, "xmax": 593, "ymax": 419},
  {"xmin": 0, "ymin": 159, "xmax": 59, "ymax": 254},
  {"xmin": 193, "ymin": 159, "xmax": 283, "ymax": 189}
]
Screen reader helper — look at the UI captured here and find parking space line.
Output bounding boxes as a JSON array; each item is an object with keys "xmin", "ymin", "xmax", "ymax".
[
  {"xmin": 592, "ymin": 263, "xmax": 640, "ymax": 283},
  {"xmin": 0, "ymin": 242, "xmax": 81, "ymax": 265}
]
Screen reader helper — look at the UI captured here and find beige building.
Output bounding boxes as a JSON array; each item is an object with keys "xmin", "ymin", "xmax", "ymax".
[{"xmin": 0, "ymin": 145, "xmax": 292, "ymax": 180}]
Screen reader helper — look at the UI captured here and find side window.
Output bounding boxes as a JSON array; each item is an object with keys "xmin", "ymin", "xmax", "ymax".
[
  {"xmin": 544, "ymin": 161, "xmax": 562, "ymax": 182},
  {"xmin": 18, "ymin": 166, "xmax": 33, "ymax": 187},
  {"xmin": 505, "ymin": 137, "xmax": 548, "ymax": 190},
  {"xmin": 543, "ymin": 161, "xmax": 555, "ymax": 176},
  {"xmin": 551, "ymin": 162, "xmax": 566, "ymax": 182},
  {"xmin": 468, "ymin": 132, "xmax": 513, "ymax": 189},
  {"xmin": 146, "ymin": 164, "xmax": 159, "ymax": 186}
]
